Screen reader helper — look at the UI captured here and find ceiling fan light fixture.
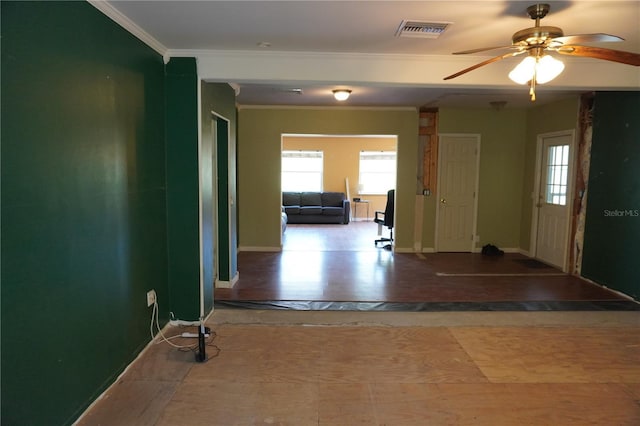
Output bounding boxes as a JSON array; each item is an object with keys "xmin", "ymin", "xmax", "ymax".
[
  {"xmin": 535, "ymin": 54, "xmax": 565, "ymax": 84},
  {"xmin": 508, "ymin": 56, "xmax": 537, "ymax": 84},
  {"xmin": 508, "ymin": 54, "xmax": 564, "ymax": 85},
  {"xmin": 333, "ymin": 89, "xmax": 352, "ymax": 101}
]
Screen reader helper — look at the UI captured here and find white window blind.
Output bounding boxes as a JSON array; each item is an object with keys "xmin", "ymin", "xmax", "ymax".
[
  {"xmin": 359, "ymin": 151, "xmax": 396, "ymax": 194},
  {"xmin": 281, "ymin": 150, "xmax": 323, "ymax": 192}
]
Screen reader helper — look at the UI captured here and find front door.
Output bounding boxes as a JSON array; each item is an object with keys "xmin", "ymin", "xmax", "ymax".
[
  {"xmin": 534, "ymin": 132, "xmax": 573, "ymax": 269},
  {"xmin": 436, "ymin": 134, "xmax": 479, "ymax": 252}
]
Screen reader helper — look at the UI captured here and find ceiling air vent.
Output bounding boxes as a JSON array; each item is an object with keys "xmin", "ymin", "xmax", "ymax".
[{"xmin": 395, "ymin": 20, "xmax": 452, "ymax": 38}]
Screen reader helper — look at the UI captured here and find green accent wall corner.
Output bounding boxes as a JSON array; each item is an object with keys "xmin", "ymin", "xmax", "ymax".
[
  {"xmin": 165, "ymin": 58, "xmax": 200, "ymax": 320},
  {"xmin": 582, "ymin": 92, "xmax": 640, "ymax": 299},
  {"xmin": 2, "ymin": 2, "xmax": 167, "ymax": 424}
]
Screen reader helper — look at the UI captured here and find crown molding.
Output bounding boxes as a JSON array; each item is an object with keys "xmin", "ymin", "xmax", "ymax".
[
  {"xmin": 228, "ymin": 83, "xmax": 241, "ymax": 96},
  {"xmin": 167, "ymin": 48, "xmax": 454, "ymax": 62},
  {"xmin": 237, "ymin": 104, "xmax": 417, "ymax": 112},
  {"xmin": 88, "ymin": 0, "xmax": 169, "ymax": 62},
  {"xmin": 170, "ymin": 48, "xmax": 640, "ymax": 91}
]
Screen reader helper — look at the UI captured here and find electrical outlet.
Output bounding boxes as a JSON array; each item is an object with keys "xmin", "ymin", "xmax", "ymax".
[{"xmin": 146, "ymin": 289, "xmax": 156, "ymax": 307}]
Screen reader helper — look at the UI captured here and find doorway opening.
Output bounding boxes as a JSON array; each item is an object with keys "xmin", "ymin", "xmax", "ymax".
[
  {"xmin": 200, "ymin": 111, "xmax": 234, "ymax": 316},
  {"xmin": 280, "ymin": 134, "xmax": 398, "ymax": 251}
]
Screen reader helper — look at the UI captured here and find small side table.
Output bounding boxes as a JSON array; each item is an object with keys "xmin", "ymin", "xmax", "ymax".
[{"xmin": 353, "ymin": 200, "xmax": 370, "ymax": 221}]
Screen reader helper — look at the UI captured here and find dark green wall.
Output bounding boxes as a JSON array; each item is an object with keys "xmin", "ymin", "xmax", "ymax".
[
  {"xmin": 165, "ymin": 58, "xmax": 201, "ymax": 320},
  {"xmin": 217, "ymin": 119, "xmax": 232, "ymax": 280},
  {"xmin": 582, "ymin": 92, "xmax": 640, "ymax": 300},
  {"xmin": 1, "ymin": 2, "xmax": 168, "ymax": 424}
]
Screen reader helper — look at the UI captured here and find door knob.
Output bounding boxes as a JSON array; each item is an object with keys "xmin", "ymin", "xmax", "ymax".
[{"xmin": 440, "ymin": 198, "xmax": 447, "ymax": 204}]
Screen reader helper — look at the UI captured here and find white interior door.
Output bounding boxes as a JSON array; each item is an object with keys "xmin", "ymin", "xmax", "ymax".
[
  {"xmin": 535, "ymin": 133, "xmax": 572, "ymax": 268},
  {"xmin": 436, "ymin": 134, "xmax": 479, "ymax": 252}
]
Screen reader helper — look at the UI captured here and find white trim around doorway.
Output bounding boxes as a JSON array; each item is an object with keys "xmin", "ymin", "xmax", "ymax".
[{"xmin": 529, "ymin": 129, "xmax": 576, "ymax": 272}]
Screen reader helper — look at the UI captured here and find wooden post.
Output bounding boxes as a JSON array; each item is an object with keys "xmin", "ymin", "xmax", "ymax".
[{"xmin": 419, "ymin": 109, "xmax": 438, "ymax": 195}]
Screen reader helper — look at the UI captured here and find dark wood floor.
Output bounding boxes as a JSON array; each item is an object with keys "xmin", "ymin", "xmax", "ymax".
[{"xmin": 216, "ymin": 223, "xmax": 629, "ymax": 305}]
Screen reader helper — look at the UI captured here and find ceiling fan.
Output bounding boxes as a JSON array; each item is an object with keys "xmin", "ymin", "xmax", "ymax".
[{"xmin": 443, "ymin": 3, "xmax": 640, "ymax": 101}]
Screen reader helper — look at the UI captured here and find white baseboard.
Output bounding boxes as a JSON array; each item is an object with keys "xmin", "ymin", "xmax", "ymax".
[
  {"xmin": 502, "ymin": 247, "xmax": 522, "ymax": 253},
  {"xmin": 393, "ymin": 247, "xmax": 434, "ymax": 253},
  {"xmin": 216, "ymin": 271, "xmax": 240, "ymax": 289},
  {"xmin": 170, "ymin": 308, "xmax": 217, "ymax": 328},
  {"xmin": 238, "ymin": 246, "xmax": 281, "ymax": 252},
  {"xmin": 169, "ymin": 319, "xmax": 201, "ymax": 326},
  {"xmin": 74, "ymin": 320, "xmax": 173, "ymax": 424},
  {"xmin": 391, "ymin": 247, "xmax": 437, "ymax": 253},
  {"xmin": 394, "ymin": 247, "xmax": 417, "ymax": 253},
  {"xmin": 472, "ymin": 247, "xmax": 521, "ymax": 254},
  {"xmin": 578, "ymin": 275, "xmax": 635, "ymax": 301}
]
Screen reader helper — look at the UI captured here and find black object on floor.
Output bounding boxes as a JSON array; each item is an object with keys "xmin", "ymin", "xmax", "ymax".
[
  {"xmin": 481, "ymin": 244, "xmax": 504, "ymax": 256},
  {"xmin": 215, "ymin": 300, "xmax": 640, "ymax": 312},
  {"xmin": 195, "ymin": 323, "xmax": 207, "ymax": 362}
]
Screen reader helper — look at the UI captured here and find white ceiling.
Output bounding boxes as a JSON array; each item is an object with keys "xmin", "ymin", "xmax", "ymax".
[{"xmin": 105, "ymin": 0, "xmax": 640, "ymax": 109}]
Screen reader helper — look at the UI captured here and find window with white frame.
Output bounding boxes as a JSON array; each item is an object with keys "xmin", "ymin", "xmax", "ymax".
[
  {"xmin": 545, "ymin": 144, "xmax": 569, "ymax": 205},
  {"xmin": 358, "ymin": 151, "xmax": 397, "ymax": 194},
  {"xmin": 281, "ymin": 150, "xmax": 323, "ymax": 192}
]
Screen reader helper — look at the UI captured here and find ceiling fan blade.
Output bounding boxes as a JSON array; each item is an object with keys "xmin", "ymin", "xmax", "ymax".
[
  {"xmin": 556, "ymin": 45, "xmax": 640, "ymax": 66},
  {"xmin": 452, "ymin": 45, "xmax": 514, "ymax": 55},
  {"xmin": 444, "ymin": 51, "xmax": 525, "ymax": 80},
  {"xmin": 553, "ymin": 33, "xmax": 624, "ymax": 45}
]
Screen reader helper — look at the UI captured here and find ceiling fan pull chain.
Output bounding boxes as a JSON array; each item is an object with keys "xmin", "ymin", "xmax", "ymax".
[{"xmin": 529, "ymin": 66, "xmax": 537, "ymax": 101}]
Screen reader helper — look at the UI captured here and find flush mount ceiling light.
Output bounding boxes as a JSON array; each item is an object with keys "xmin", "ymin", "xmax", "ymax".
[{"xmin": 333, "ymin": 89, "xmax": 352, "ymax": 101}]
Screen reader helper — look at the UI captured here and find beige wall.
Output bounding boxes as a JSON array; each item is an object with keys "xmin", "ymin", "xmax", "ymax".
[
  {"xmin": 438, "ymin": 107, "xmax": 528, "ymax": 251},
  {"xmin": 282, "ymin": 135, "xmax": 397, "ymax": 219},
  {"xmin": 237, "ymin": 107, "xmax": 418, "ymax": 250},
  {"xmin": 438, "ymin": 98, "xmax": 580, "ymax": 252},
  {"xmin": 237, "ymin": 98, "xmax": 581, "ymax": 253},
  {"xmin": 520, "ymin": 97, "xmax": 580, "ymax": 251}
]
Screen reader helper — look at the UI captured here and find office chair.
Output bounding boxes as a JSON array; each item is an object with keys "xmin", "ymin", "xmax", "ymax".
[{"xmin": 374, "ymin": 189, "xmax": 394, "ymax": 250}]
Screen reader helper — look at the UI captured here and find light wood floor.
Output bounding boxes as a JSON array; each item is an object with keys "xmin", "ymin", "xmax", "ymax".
[
  {"xmin": 78, "ymin": 311, "xmax": 640, "ymax": 425},
  {"xmin": 282, "ymin": 221, "xmax": 385, "ymax": 251}
]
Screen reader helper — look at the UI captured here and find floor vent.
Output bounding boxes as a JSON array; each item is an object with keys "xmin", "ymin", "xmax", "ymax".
[{"xmin": 395, "ymin": 20, "xmax": 452, "ymax": 38}]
